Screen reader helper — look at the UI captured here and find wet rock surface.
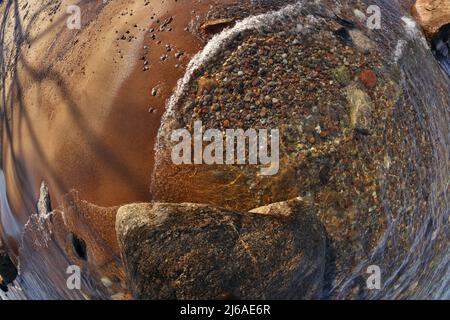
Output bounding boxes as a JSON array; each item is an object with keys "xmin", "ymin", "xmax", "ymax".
[
  {"xmin": 116, "ymin": 199, "xmax": 326, "ymax": 299},
  {"xmin": 153, "ymin": 3, "xmax": 394, "ymax": 297},
  {"xmin": 152, "ymin": 0, "xmax": 449, "ymax": 299}
]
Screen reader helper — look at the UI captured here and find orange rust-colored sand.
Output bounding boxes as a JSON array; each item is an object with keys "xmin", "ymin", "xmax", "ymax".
[{"xmin": 0, "ymin": 0, "xmax": 235, "ymax": 258}]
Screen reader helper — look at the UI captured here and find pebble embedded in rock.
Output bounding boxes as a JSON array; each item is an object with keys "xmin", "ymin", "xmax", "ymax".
[
  {"xmin": 345, "ymin": 84, "xmax": 373, "ymax": 132},
  {"xmin": 359, "ymin": 69, "xmax": 377, "ymax": 89},
  {"xmin": 333, "ymin": 65, "xmax": 351, "ymax": 86},
  {"xmin": 348, "ymin": 29, "xmax": 375, "ymax": 53}
]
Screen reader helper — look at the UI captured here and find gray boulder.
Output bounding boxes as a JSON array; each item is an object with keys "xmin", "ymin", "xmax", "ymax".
[{"xmin": 116, "ymin": 198, "xmax": 326, "ymax": 299}]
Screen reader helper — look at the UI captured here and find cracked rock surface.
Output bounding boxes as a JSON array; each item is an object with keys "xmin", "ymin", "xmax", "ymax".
[{"xmin": 116, "ymin": 199, "xmax": 326, "ymax": 299}]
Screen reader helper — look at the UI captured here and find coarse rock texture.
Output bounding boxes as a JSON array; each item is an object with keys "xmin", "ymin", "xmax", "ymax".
[
  {"xmin": 116, "ymin": 199, "xmax": 326, "ymax": 300},
  {"xmin": 412, "ymin": 0, "xmax": 450, "ymax": 39},
  {"xmin": 152, "ymin": 0, "xmax": 450, "ymax": 299},
  {"xmin": 153, "ymin": 3, "xmax": 395, "ymax": 296}
]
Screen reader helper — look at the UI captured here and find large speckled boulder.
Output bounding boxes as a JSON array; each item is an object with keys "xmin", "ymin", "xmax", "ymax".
[{"xmin": 116, "ymin": 199, "xmax": 326, "ymax": 299}]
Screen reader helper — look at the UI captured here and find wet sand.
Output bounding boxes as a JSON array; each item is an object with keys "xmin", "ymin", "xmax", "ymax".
[
  {"xmin": 0, "ymin": 0, "xmax": 237, "ymax": 254},
  {"xmin": 0, "ymin": 0, "xmax": 247, "ymax": 299}
]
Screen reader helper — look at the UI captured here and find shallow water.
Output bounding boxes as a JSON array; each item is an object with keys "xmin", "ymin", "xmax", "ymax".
[
  {"xmin": 153, "ymin": 0, "xmax": 450, "ymax": 299},
  {"xmin": 433, "ymin": 25, "xmax": 450, "ymax": 77},
  {"xmin": 1, "ymin": 0, "xmax": 449, "ymax": 299}
]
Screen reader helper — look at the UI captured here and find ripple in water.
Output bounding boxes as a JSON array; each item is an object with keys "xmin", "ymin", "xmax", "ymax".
[{"xmin": 432, "ymin": 24, "xmax": 450, "ymax": 77}]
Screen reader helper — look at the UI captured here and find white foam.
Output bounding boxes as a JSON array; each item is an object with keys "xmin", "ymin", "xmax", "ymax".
[
  {"xmin": 401, "ymin": 16, "xmax": 429, "ymax": 48},
  {"xmin": 154, "ymin": 1, "xmax": 316, "ymax": 151},
  {"xmin": 393, "ymin": 39, "xmax": 406, "ymax": 63},
  {"xmin": 391, "ymin": 17, "xmax": 430, "ymax": 63},
  {"xmin": 401, "ymin": 16, "xmax": 417, "ymax": 37}
]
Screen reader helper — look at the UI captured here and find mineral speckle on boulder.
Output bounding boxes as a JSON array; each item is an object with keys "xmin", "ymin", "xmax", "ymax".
[
  {"xmin": 116, "ymin": 199, "xmax": 326, "ymax": 299},
  {"xmin": 345, "ymin": 84, "xmax": 374, "ymax": 132}
]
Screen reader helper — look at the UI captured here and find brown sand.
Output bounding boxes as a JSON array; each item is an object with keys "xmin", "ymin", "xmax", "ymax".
[{"xmin": 1, "ymin": 0, "xmax": 237, "ymax": 256}]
